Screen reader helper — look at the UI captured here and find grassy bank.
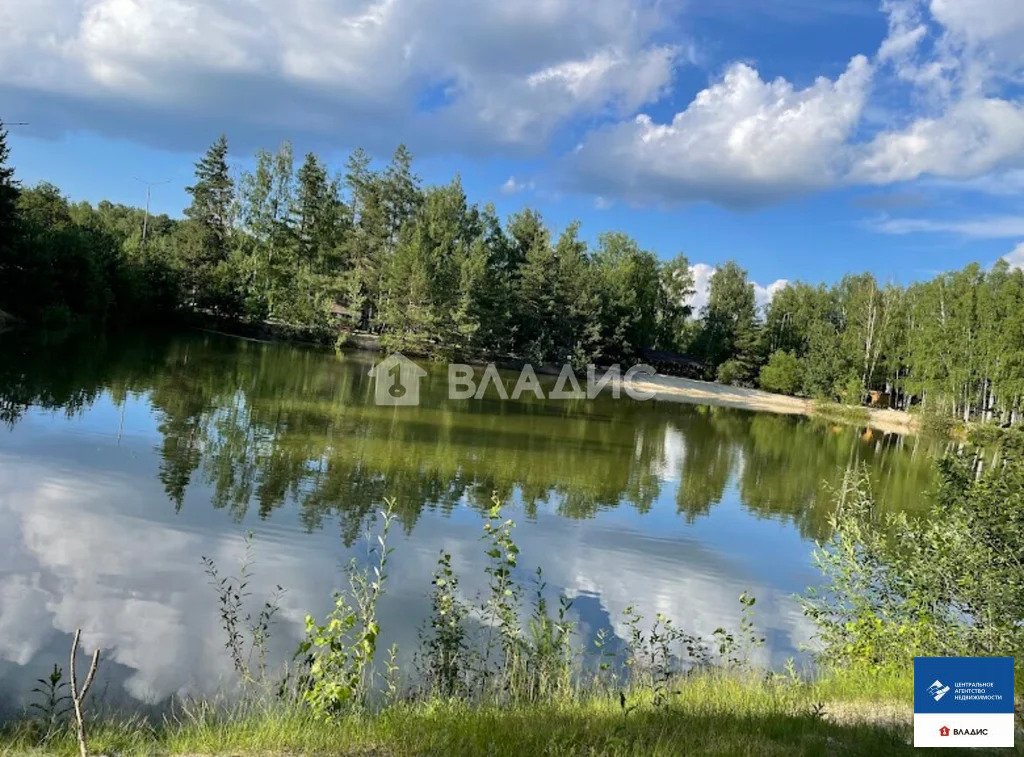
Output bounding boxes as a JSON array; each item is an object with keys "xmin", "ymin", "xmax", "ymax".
[
  {"xmin": 810, "ymin": 399, "xmax": 872, "ymax": 426},
  {"xmin": 0, "ymin": 669, "xmax": 938, "ymax": 757}
]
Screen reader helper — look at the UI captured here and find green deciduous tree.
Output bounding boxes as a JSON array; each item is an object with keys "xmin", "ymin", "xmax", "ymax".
[
  {"xmin": 655, "ymin": 254, "xmax": 695, "ymax": 351},
  {"xmin": 805, "ymin": 454, "xmax": 1024, "ymax": 670},
  {"xmin": 758, "ymin": 350, "xmax": 802, "ymax": 395}
]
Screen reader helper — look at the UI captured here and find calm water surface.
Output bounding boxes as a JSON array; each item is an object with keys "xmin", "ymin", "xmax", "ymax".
[{"xmin": 0, "ymin": 330, "xmax": 943, "ymax": 716}]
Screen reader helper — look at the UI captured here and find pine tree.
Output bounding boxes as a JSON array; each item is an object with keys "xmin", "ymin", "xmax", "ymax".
[
  {"xmin": 473, "ymin": 204, "xmax": 513, "ymax": 355},
  {"xmin": 514, "ymin": 212, "xmax": 557, "ymax": 362},
  {"xmin": 185, "ymin": 135, "xmax": 234, "ymax": 249},
  {"xmin": 296, "ymin": 152, "xmax": 331, "ymax": 265},
  {"xmin": 380, "ymin": 221, "xmax": 437, "ymax": 355},
  {"xmin": 0, "ymin": 120, "xmax": 20, "ymax": 255},
  {"xmin": 592, "ymin": 232, "xmax": 661, "ymax": 362},
  {"xmin": 452, "ymin": 235, "xmax": 491, "ymax": 355},
  {"xmin": 697, "ymin": 261, "xmax": 759, "ymax": 381},
  {"xmin": 343, "ymin": 148, "xmax": 389, "ymax": 327},
  {"xmin": 382, "ymin": 144, "xmax": 421, "ymax": 252},
  {"xmin": 0, "ymin": 122, "xmax": 22, "ymax": 317},
  {"xmin": 292, "ymin": 152, "xmax": 350, "ymax": 322},
  {"xmin": 506, "ymin": 208, "xmax": 551, "ymax": 358},
  {"xmin": 554, "ymin": 222, "xmax": 603, "ymax": 366},
  {"xmin": 182, "ymin": 135, "xmax": 237, "ymax": 313},
  {"xmin": 380, "ymin": 177, "xmax": 476, "ymax": 355},
  {"xmin": 449, "ymin": 204, "xmax": 510, "ymax": 358}
]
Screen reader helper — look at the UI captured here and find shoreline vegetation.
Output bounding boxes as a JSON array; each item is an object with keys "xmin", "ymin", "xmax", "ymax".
[
  {"xmin": 197, "ymin": 319, "xmax": 918, "ymax": 434},
  {"xmin": 193, "ymin": 321, "xmax": 919, "ymax": 437},
  {"xmin": 2, "ymin": 453, "xmax": 1023, "ymax": 756},
  {"xmin": 3, "ymin": 124, "xmax": 1024, "ymax": 436},
  {"xmin": 2, "ymin": 670, "xmax": 924, "ymax": 757},
  {"xmin": 205, "ymin": 318, "xmax": 920, "ymax": 434}
]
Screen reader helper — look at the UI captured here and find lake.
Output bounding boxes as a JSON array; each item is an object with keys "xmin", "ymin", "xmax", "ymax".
[{"xmin": 0, "ymin": 330, "xmax": 942, "ymax": 717}]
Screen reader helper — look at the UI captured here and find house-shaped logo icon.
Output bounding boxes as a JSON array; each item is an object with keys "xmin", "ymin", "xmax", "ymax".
[
  {"xmin": 369, "ymin": 353, "xmax": 427, "ymax": 406},
  {"xmin": 939, "ymin": 726, "xmax": 950, "ymax": 737}
]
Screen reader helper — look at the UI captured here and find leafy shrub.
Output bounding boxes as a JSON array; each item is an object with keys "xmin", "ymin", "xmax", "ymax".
[
  {"xmin": 420, "ymin": 551, "xmax": 469, "ymax": 698},
  {"xmin": 479, "ymin": 498, "xmax": 524, "ymax": 696},
  {"xmin": 300, "ymin": 502, "xmax": 397, "ymax": 717},
  {"xmin": 39, "ymin": 304, "xmax": 75, "ymax": 331},
  {"xmin": 202, "ymin": 532, "xmax": 285, "ymax": 690},
  {"xmin": 966, "ymin": 424, "xmax": 1024, "ymax": 458},
  {"xmin": 834, "ymin": 374, "xmax": 864, "ymax": 406},
  {"xmin": 911, "ymin": 400, "xmax": 960, "ymax": 437},
  {"xmin": 758, "ymin": 350, "xmax": 802, "ymax": 395},
  {"xmin": 716, "ymin": 359, "xmax": 745, "ymax": 386},
  {"xmin": 804, "ymin": 456, "xmax": 1024, "ymax": 672}
]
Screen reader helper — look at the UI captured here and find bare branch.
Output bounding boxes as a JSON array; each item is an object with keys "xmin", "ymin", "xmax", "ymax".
[{"xmin": 68, "ymin": 628, "xmax": 102, "ymax": 757}]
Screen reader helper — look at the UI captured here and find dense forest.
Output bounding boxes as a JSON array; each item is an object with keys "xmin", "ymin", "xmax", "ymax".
[{"xmin": 1, "ymin": 121, "xmax": 1023, "ymax": 424}]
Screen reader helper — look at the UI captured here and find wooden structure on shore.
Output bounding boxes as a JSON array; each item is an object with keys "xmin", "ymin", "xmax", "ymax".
[{"xmin": 637, "ymin": 349, "xmax": 706, "ymax": 379}]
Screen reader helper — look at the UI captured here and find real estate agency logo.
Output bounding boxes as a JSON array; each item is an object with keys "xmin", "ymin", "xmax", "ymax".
[
  {"xmin": 913, "ymin": 657, "xmax": 1015, "ymax": 748},
  {"xmin": 938, "ymin": 724, "xmax": 991, "ymax": 738},
  {"xmin": 927, "ymin": 679, "xmax": 950, "ymax": 701}
]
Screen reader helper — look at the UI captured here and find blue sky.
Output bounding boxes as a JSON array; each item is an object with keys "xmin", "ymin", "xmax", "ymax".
[{"xmin": 3, "ymin": 0, "xmax": 1023, "ymax": 307}]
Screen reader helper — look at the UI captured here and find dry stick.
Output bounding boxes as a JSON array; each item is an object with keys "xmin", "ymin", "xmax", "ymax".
[{"xmin": 69, "ymin": 629, "xmax": 101, "ymax": 757}]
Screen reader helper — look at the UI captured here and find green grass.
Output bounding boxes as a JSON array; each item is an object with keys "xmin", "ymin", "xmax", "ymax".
[
  {"xmin": 5, "ymin": 668, "xmax": 1005, "ymax": 757},
  {"xmin": 810, "ymin": 400, "xmax": 872, "ymax": 426}
]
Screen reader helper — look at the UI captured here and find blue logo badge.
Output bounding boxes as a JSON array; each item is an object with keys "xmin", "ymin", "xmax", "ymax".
[
  {"xmin": 914, "ymin": 657, "xmax": 1014, "ymax": 714},
  {"xmin": 913, "ymin": 657, "xmax": 1015, "ymax": 747}
]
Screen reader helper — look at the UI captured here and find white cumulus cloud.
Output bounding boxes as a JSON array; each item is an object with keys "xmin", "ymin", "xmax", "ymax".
[
  {"xmin": 4, "ymin": 0, "xmax": 1024, "ymax": 211},
  {"xmin": 568, "ymin": 56, "xmax": 872, "ymax": 208},
  {"xmin": 500, "ymin": 176, "xmax": 535, "ymax": 195},
  {"xmin": 850, "ymin": 0, "xmax": 1024, "ymax": 185},
  {"xmin": 686, "ymin": 263, "xmax": 787, "ymax": 313},
  {"xmin": 0, "ymin": 0, "xmax": 680, "ymax": 153},
  {"xmin": 565, "ymin": 0, "xmax": 1024, "ymax": 208},
  {"xmin": 1003, "ymin": 242, "xmax": 1024, "ymax": 268}
]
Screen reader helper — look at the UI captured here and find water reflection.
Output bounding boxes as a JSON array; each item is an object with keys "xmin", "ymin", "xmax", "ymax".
[{"xmin": 0, "ymin": 331, "xmax": 942, "ymax": 716}]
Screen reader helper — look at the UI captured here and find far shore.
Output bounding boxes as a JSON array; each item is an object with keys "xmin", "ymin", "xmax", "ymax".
[
  {"xmin": 215, "ymin": 325, "xmax": 919, "ymax": 435},
  {"xmin": 632, "ymin": 374, "xmax": 917, "ymax": 436}
]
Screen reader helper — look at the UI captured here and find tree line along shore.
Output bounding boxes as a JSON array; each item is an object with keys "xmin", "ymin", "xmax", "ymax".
[{"xmin": 2, "ymin": 122, "xmax": 1024, "ymax": 433}]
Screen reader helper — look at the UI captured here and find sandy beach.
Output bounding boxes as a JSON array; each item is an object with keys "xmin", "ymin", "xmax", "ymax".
[{"xmin": 632, "ymin": 374, "xmax": 918, "ymax": 435}]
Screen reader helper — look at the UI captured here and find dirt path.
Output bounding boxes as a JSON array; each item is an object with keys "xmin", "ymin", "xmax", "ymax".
[{"xmin": 632, "ymin": 375, "xmax": 918, "ymax": 435}]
